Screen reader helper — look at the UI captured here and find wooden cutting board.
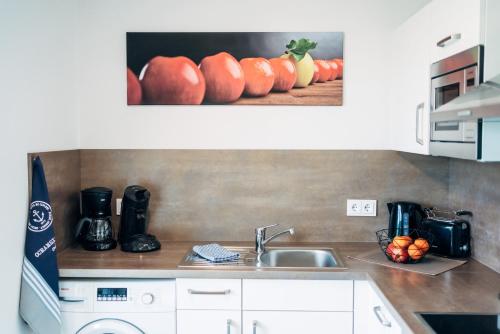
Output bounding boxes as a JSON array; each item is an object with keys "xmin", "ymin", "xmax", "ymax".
[{"xmin": 348, "ymin": 249, "xmax": 467, "ymax": 276}]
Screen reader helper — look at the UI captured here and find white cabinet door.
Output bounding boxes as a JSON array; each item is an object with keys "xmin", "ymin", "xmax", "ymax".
[
  {"xmin": 389, "ymin": 3, "xmax": 431, "ymax": 155},
  {"xmin": 177, "ymin": 310, "xmax": 241, "ymax": 334},
  {"xmin": 484, "ymin": 0, "xmax": 500, "ymax": 82},
  {"xmin": 242, "ymin": 311, "xmax": 352, "ymax": 334},
  {"xmin": 429, "ymin": 0, "xmax": 484, "ymax": 63},
  {"xmin": 354, "ymin": 281, "xmax": 402, "ymax": 334}
]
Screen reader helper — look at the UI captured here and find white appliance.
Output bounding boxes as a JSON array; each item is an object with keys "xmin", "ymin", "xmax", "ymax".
[{"xmin": 60, "ymin": 279, "xmax": 176, "ymax": 334}]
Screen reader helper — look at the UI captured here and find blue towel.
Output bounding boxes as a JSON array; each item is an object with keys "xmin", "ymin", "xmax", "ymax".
[{"xmin": 192, "ymin": 244, "xmax": 240, "ymax": 263}]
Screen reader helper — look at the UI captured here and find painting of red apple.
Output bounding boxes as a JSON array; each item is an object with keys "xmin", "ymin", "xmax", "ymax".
[{"xmin": 127, "ymin": 32, "xmax": 344, "ymax": 106}]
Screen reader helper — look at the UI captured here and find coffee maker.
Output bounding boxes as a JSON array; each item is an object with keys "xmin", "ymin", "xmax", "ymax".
[
  {"xmin": 75, "ymin": 187, "xmax": 117, "ymax": 251},
  {"xmin": 387, "ymin": 201, "xmax": 425, "ymax": 238},
  {"xmin": 119, "ymin": 185, "xmax": 161, "ymax": 252}
]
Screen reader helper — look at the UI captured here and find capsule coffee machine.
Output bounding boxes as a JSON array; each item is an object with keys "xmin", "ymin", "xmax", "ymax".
[
  {"xmin": 75, "ymin": 187, "xmax": 117, "ymax": 251},
  {"xmin": 119, "ymin": 185, "xmax": 161, "ymax": 252}
]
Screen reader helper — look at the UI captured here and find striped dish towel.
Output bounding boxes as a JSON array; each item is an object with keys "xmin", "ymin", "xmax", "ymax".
[{"xmin": 192, "ymin": 244, "xmax": 240, "ymax": 263}]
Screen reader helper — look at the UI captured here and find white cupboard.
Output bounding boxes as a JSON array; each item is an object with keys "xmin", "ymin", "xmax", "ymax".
[
  {"xmin": 484, "ymin": 0, "xmax": 500, "ymax": 82},
  {"xmin": 242, "ymin": 279, "xmax": 353, "ymax": 334},
  {"xmin": 428, "ymin": 0, "xmax": 485, "ymax": 63},
  {"xmin": 176, "ymin": 279, "xmax": 242, "ymax": 334},
  {"xmin": 354, "ymin": 281, "xmax": 402, "ymax": 334},
  {"xmin": 175, "ymin": 279, "xmax": 406, "ymax": 334},
  {"xmin": 242, "ymin": 311, "xmax": 352, "ymax": 334},
  {"xmin": 389, "ymin": 3, "xmax": 432, "ymax": 155},
  {"xmin": 177, "ymin": 310, "xmax": 241, "ymax": 334}
]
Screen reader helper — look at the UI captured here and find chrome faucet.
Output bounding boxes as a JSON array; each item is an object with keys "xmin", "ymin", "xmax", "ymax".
[{"xmin": 255, "ymin": 224, "xmax": 295, "ymax": 256}]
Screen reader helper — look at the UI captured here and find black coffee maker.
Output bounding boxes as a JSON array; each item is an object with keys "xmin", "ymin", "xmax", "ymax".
[
  {"xmin": 387, "ymin": 201, "xmax": 425, "ymax": 238},
  {"xmin": 75, "ymin": 187, "xmax": 117, "ymax": 251},
  {"xmin": 119, "ymin": 185, "xmax": 161, "ymax": 252}
]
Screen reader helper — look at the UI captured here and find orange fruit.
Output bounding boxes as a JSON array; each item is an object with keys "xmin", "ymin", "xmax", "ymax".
[
  {"xmin": 326, "ymin": 60, "xmax": 339, "ymax": 81},
  {"xmin": 199, "ymin": 52, "xmax": 245, "ymax": 103},
  {"xmin": 240, "ymin": 57, "xmax": 275, "ymax": 97},
  {"xmin": 408, "ymin": 244, "xmax": 425, "ymax": 260},
  {"xmin": 392, "ymin": 236, "xmax": 412, "ymax": 249},
  {"xmin": 269, "ymin": 58, "xmax": 297, "ymax": 92},
  {"xmin": 141, "ymin": 56, "xmax": 206, "ymax": 105},
  {"xmin": 414, "ymin": 238, "xmax": 430, "ymax": 253},
  {"xmin": 127, "ymin": 68, "xmax": 142, "ymax": 105},
  {"xmin": 314, "ymin": 60, "xmax": 332, "ymax": 83},
  {"xmin": 332, "ymin": 58, "xmax": 343, "ymax": 78}
]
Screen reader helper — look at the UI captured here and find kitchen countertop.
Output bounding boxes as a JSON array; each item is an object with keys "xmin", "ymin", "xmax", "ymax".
[{"xmin": 58, "ymin": 242, "xmax": 500, "ymax": 334}]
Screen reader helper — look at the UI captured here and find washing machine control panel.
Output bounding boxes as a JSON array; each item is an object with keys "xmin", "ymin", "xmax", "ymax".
[{"xmin": 97, "ymin": 287, "xmax": 128, "ymax": 301}]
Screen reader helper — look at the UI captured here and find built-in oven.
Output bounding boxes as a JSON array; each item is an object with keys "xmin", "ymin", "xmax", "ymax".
[{"xmin": 430, "ymin": 46, "xmax": 484, "ymax": 159}]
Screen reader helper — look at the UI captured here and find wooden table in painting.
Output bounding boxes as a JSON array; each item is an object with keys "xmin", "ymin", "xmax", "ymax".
[{"xmin": 231, "ymin": 80, "xmax": 343, "ymax": 106}]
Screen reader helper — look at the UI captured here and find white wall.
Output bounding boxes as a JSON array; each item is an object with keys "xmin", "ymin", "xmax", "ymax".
[
  {"xmin": 0, "ymin": 1, "xmax": 428, "ymax": 332},
  {"xmin": 0, "ymin": 0, "xmax": 78, "ymax": 333},
  {"xmin": 76, "ymin": 0, "xmax": 429, "ymax": 150}
]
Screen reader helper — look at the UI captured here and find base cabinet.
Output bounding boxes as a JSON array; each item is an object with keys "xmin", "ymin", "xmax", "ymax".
[
  {"xmin": 242, "ymin": 311, "xmax": 352, "ymax": 334},
  {"xmin": 175, "ymin": 279, "xmax": 403, "ymax": 334},
  {"xmin": 177, "ymin": 310, "xmax": 241, "ymax": 334},
  {"xmin": 354, "ymin": 281, "xmax": 402, "ymax": 334}
]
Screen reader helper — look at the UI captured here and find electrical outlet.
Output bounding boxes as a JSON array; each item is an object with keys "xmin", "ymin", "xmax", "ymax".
[
  {"xmin": 361, "ymin": 200, "xmax": 377, "ymax": 216},
  {"xmin": 347, "ymin": 199, "xmax": 377, "ymax": 217},
  {"xmin": 347, "ymin": 199, "xmax": 363, "ymax": 216},
  {"xmin": 116, "ymin": 198, "xmax": 122, "ymax": 215}
]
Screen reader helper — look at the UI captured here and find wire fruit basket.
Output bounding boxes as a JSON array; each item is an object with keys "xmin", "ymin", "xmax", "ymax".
[{"xmin": 376, "ymin": 229, "xmax": 435, "ymax": 264}]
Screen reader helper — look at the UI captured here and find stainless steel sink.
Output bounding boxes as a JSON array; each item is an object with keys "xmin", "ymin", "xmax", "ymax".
[
  {"xmin": 257, "ymin": 248, "xmax": 340, "ymax": 268},
  {"xmin": 178, "ymin": 246, "xmax": 346, "ymax": 270}
]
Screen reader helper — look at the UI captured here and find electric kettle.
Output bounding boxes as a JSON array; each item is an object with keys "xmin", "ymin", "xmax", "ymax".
[{"xmin": 387, "ymin": 201, "xmax": 425, "ymax": 238}]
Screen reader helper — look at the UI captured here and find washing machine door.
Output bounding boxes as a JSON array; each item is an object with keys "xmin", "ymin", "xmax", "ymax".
[{"xmin": 76, "ymin": 318, "xmax": 144, "ymax": 334}]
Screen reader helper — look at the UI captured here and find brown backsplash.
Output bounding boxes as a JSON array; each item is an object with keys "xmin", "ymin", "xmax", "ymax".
[
  {"xmin": 34, "ymin": 149, "xmax": 500, "ymax": 273},
  {"xmin": 29, "ymin": 151, "xmax": 81, "ymax": 250},
  {"xmin": 80, "ymin": 150, "xmax": 449, "ymax": 242},
  {"xmin": 449, "ymin": 159, "xmax": 500, "ymax": 273}
]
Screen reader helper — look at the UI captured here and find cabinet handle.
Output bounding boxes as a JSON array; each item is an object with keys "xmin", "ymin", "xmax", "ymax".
[
  {"xmin": 416, "ymin": 103, "xmax": 424, "ymax": 145},
  {"xmin": 227, "ymin": 319, "xmax": 231, "ymax": 334},
  {"xmin": 59, "ymin": 297, "xmax": 85, "ymax": 303},
  {"xmin": 252, "ymin": 321, "xmax": 257, "ymax": 334},
  {"xmin": 436, "ymin": 33, "xmax": 461, "ymax": 47},
  {"xmin": 373, "ymin": 306, "xmax": 392, "ymax": 327},
  {"xmin": 187, "ymin": 289, "xmax": 231, "ymax": 295}
]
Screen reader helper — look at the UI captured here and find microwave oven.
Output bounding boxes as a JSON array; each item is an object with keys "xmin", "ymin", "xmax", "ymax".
[{"xmin": 429, "ymin": 46, "xmax": 487, "ymax": 160}]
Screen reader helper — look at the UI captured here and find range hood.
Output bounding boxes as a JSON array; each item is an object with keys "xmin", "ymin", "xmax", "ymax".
[{"xmin": 432, "ymin": 74, "xmax": 500, "ymax": 123}]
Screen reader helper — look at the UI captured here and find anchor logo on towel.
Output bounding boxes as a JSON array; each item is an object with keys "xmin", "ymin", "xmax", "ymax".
[
  {"xmin": 28, "ymin": 201, "xmax": 53, "ymax": 233},
  {"xmin": 32, "ymin": 210, "xmax": 45, "ymax": 223}
]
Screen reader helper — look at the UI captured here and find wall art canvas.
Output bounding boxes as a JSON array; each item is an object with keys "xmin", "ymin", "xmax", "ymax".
[{"xmin": 127, "ymin": 32, "xmax": 344, "ymax": 106}]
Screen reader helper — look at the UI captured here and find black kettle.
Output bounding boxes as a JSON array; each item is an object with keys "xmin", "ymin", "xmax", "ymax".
[{"xmin": 387, "ymin": 202, "xmax": 425, "ymax": 238}]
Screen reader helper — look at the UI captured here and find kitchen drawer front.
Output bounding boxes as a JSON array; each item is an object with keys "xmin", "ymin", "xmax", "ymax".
[
  {"xmin": 242, "ymin": 279, "xmax": 353, "ymax": 311},
  {"xmin": 177, "ymin": 279, "xmax": 242, "ymax": 310},
  {"xmin": 242, "ymin": 311, "xmax": 353, "ymax": 334},
  {"xmin": 177, "ymin": 310, "xmax": 241, "ymax": 334}
]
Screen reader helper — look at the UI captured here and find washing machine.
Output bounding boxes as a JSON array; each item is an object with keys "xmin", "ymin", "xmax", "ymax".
[{"xmin": 60, "ymin": 279, "xmax": 176, "ymax": 334}]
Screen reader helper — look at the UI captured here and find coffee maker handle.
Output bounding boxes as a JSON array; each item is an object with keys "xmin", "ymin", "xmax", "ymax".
[{"xmin": 75, "ymin": 217, "xmax": 92, "ymax": 239}]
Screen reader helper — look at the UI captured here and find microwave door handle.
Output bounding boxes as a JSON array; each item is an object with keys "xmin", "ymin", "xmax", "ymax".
[{"xmin": 416, "ymin": 103, "xmax": 424, "ymax": 145}]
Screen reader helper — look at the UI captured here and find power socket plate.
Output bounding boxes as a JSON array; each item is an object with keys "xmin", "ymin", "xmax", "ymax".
[{"xmin": 347, "ymin": 199, "xmax": 377, "ymax": 217}]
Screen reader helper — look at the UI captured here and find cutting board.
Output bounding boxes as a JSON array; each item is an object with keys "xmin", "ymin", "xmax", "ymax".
[{"xmin": 349, "ymin": 249, "xmax": 467, "ymax": 276}]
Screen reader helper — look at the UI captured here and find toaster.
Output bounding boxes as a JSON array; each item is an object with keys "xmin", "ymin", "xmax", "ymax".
[{"xmin": 421, "ymin": 208, "xmax": 472, "ymax": 258}]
